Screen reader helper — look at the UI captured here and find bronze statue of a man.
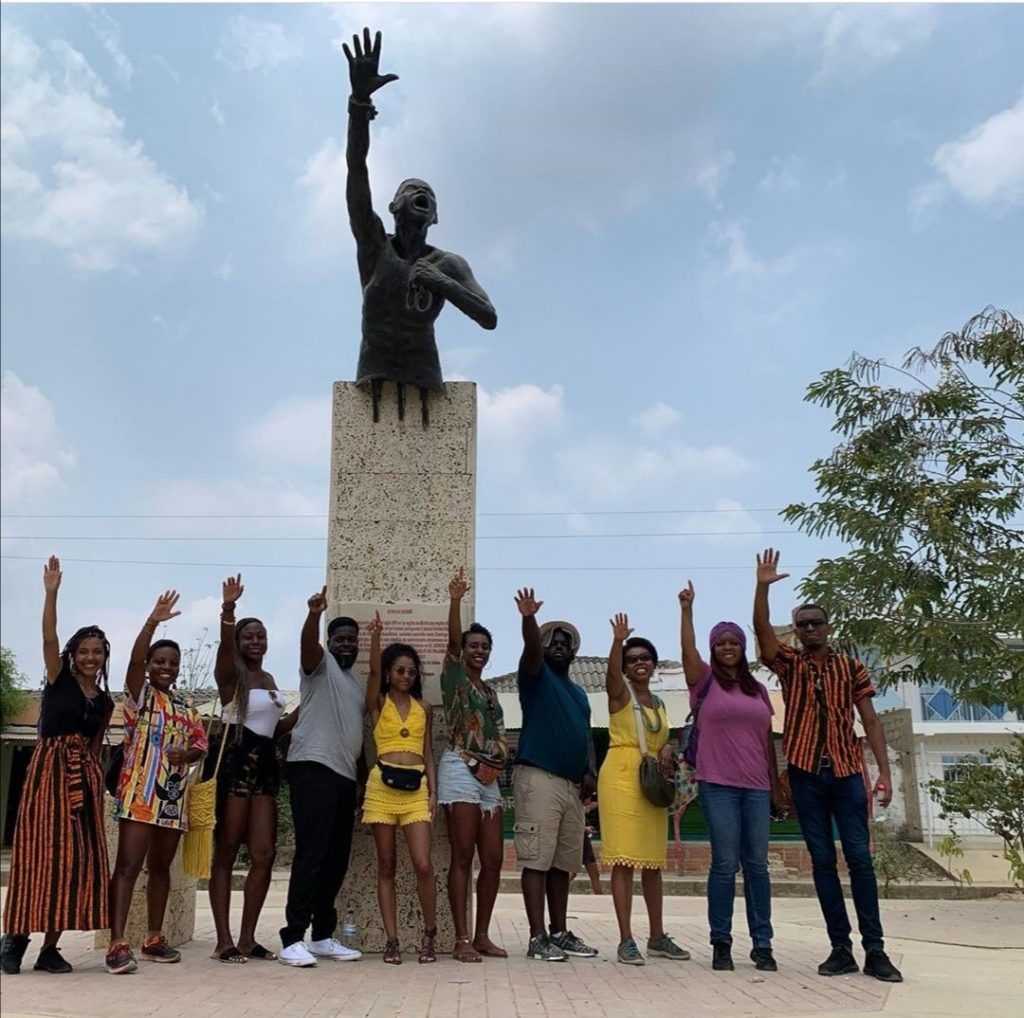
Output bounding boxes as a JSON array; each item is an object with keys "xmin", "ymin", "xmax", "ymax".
[{"xmin": 344, "ymin": 28, "xmax": 497, "ymax": 425}]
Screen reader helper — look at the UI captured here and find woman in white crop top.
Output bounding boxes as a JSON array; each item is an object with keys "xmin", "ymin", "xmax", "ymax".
[{"xmin": 206, "ymin": 575, "xmax": 297, "ymax": 964}]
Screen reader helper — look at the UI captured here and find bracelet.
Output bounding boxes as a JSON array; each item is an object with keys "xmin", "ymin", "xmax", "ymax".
[
  {"xmin": 348, "ymin": 96, "xmax": 377, "ymax": 120},
  {"xmin": 220, "ymin": 616, "xmax": 236, "ymax": 627},
  {"xmin": 143, "ymin": 618, "xmax": 158, "ymax": 632}
]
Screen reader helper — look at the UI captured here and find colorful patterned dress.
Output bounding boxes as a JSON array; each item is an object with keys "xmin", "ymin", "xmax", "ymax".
[{"xmin": 115, "ymin": 684, "xmax": 207, "ymax": 830}]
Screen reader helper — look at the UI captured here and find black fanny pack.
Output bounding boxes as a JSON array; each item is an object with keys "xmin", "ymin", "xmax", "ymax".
[{"xmin": 377, "ymin": 760, "xmax": 424, "ymax": 792}]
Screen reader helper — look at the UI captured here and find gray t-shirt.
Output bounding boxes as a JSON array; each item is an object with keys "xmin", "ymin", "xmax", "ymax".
[{"xmin": 287, "ymin": 651, "xmax": 365, "ymax": 779}]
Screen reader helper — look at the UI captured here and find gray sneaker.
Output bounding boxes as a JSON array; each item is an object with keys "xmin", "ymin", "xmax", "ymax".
[
  {"xmin": 550, "ymin": 929, "xmax": 598, "ymax": 958},
  {"xmin": 647, "ymin": 934, "xmax": 691, "ymax": 960},
  {"xmin": 617, "ymin": 938, "xmax": 645, "ymax": 965},
  {"xmin": 527, "ymin": 934, "xmax": 567, "ymax": 962}
]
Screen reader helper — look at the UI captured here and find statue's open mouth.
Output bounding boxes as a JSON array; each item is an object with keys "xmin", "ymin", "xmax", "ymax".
[{"xmin": 413, "ymin": 194, "xmax": 432, "ymax": 211}]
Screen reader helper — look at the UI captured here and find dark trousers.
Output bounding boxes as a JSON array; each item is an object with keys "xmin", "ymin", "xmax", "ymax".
[
  {"xmin": 280, "ymin": 761, "xmax": 357, "ymax": 948},
  {"xmin": 788, "ymin": 764, "xmax": 884, "ymax": 952}
]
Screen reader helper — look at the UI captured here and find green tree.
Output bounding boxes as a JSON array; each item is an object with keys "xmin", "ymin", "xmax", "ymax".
[
  {"xmin": 1, "ymin": 646, "xmax": 29, "ymax": 727},
  {"xmin": 784, "ymin": 307, "xmax": 1024, "ymax": 709},
  {"xmin": 928, "ymin": 736, "xmax": 1024, "ymax": 887}
]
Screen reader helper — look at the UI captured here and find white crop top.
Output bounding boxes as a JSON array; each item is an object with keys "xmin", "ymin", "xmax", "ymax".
[{"xmin": 222, "ymin": 688, "xmax": 286, "ymax": 739}]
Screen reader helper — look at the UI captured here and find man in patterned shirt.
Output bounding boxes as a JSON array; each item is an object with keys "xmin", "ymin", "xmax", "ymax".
[{"xmin": 753, "ymin": 549, "xmax": 903, "ymax": 983}]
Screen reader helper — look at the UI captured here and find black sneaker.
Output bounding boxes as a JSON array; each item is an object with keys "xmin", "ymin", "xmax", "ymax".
[
  {"xmin": 549, "ymin": 929, "xmax": 598, "ymax": 958},
  {"xmin": 818, "ymin": 946, "xmax": 859, "ymax": 976},
  {"xmin": 864, "ymin": 949, "xmax": 903, "ymax": 983},
  {"xmin": 1, "ymin": 934, "xmax": 30, "ymax": 974},
  {"xmin": 750, "ymin": 947, "xmax": 778, "ymax": 971},
  {"xmin": 33, "ymin": 945, "xmax": 73, "ymax": 974},
  {"xmin": 712, "ymin": 942, "xmax": 734, "ymax": 971}
]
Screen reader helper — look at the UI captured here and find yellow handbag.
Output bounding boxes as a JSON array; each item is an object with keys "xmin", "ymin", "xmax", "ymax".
[{"xmin": 182, "ymin": 698, "xmax": 228, "ymax": 879}]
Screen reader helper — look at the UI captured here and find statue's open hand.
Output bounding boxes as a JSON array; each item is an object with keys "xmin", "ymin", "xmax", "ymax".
[{"xmin": 343, "ymin": 27, "xmax": 399, "ymax": 101}]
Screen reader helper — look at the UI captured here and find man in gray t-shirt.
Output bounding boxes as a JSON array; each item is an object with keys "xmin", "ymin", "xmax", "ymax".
[{"xmin": 278, "ymin": 587, "xmax": 366, "ymax": 967}]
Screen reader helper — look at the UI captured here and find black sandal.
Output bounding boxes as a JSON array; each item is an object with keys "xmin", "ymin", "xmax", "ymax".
[
  {"xmin": 384, "ymin": 937, "xmax": 401, "ymax": 965},
  {"xmin": 418, "ymin": 928, "xmax": 437, "ymax": 964}
]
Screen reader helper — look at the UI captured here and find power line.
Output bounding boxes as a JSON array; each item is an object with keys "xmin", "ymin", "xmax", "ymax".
[
  {"xmin": 0, "ymin": 530, "xmax": 795, "ymax": 542},
  {"xmin": 0, "ymin": 554, "xmax": 799, "ymax": 573},
  {"xmin": 0, "ymin": 507, "xmax": 786, "ymax": 520}
]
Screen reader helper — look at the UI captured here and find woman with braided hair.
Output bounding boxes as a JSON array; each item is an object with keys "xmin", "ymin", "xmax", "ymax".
[
  {"xmin": 206, "ymin": 574, "xmax": 297, "ymax": 964},
  {"xmin": 1, "ymin": 556, "xmax": 114, "ymax": 976}
]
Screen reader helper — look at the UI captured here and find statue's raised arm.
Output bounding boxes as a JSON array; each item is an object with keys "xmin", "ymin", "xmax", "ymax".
[{"xmin": 341, "ymin": 27, "xmax": 497, "ymax": 427}]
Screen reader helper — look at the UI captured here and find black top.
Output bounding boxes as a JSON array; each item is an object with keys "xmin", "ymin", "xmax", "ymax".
[{"xmin": 39, "ymin": 665, "xmax": 112, "ymax": 739}]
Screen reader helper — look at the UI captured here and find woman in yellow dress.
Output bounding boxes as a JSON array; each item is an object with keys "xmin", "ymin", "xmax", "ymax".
[{"xmin": 598, "ymin": 613, "xmax": 691, "ymax": 966}]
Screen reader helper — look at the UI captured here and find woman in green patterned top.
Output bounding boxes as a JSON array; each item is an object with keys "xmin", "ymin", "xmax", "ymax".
[{"xmin": 438, "ymin": 569, "xmax": 508, "ymax": 962}]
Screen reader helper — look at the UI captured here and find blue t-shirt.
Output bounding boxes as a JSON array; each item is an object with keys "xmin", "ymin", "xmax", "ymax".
[{"xmin": 516, "ymin": 661, "xmax": 591, "ymax": 782}]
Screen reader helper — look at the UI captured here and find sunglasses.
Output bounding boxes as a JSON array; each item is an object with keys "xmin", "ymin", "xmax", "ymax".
[
  {"xmin": 794, "ymin": 619, "xmax": 828, "ymax": 630},
  {"xmin": 625, "ymin": 653, "xmax": 654, "ymax": 664}
]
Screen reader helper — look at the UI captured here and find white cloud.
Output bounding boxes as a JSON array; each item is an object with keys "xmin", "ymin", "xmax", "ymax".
[
  {"xmin": 915, "ymin": 94, "xmax": 1024, "ymax": 210},
  {"xmin": 217, "ymin": 16, "xmax": 304, "ymax": 73},
  {"xmin": 295, "ymin": 137, "xmax": 347, "ymax": 260},
  {"xmin": 694, "ymin": 149, "xmax": 735, "ymax": 200},
  {"xmin": 0, "ymin": 372, "xmax": 76, "ymax": 507},
  {"xmin": 814, "ymin": 6, "xmax": 934, "ymax": 83},
  {"xmin": 239, "ymin": 395, "xmax": 331, "ymax": 471},
  {"xmin": 706, "ymin": 220, "xmax": 797, "ymax": 280},
  {"xmin": 633, "ymin": 403, "xmax": 682, "ymax": 437},
  {"xmin": 213, "ymin": 254, "xmax": 234, "ymax": 281},
  {"xmin": 758, "ymin": 155, "xmax": 802, "ymax": 194},
  {"xmin": 86, "ymin": 6, "xmax": 133, "ymax": 85},
  {"xmin": 209, "ymin": 97, "xmax": 225, "ymax": 126},
  {"xmin": 1, "ymin": 23, "xmax": 203, "ymax": 272}
]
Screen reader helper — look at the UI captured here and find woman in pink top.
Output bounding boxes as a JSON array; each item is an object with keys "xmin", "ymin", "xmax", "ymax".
[{"xmin": 679, "ymin": 581, "xmax": 784, "ymax": 974}]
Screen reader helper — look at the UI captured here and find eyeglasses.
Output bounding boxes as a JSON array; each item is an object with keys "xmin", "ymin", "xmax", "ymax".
[
  {"xmin": 794, "ymin": 619, "xmax": 827, "ymax": 630},
  {"xmin": 624, "ymin": 653, "xmax": 653, "ymax": 664}
]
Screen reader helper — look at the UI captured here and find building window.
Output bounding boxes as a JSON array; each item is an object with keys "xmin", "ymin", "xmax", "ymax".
[
  {"xmin": 940, "ymin": 752, "xmax": 990, "ymax": 783},
  {"xmin": 920, "ymin": 684, "xmax": 1007, "ymax": 722}
]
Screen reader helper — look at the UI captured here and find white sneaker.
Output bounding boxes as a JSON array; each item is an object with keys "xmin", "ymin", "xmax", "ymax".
[
  {"xmin": 308, "ymin": 937, "xmax": 362, "ymax": 961},
  {"xmin": 278, "ymin": 942, "xmax": 317, "ymax": 967}
]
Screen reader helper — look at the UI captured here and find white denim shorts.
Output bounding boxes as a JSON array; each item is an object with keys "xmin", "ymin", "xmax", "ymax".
[{"xmin": 437, "ymin": 749, "xmax": 503, "ymax": 815}]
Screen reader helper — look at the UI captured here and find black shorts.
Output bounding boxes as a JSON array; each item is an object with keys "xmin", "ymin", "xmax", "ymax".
[{"xmin": 206, "ymin": 724, "xmax": 280, "ymax": 804}]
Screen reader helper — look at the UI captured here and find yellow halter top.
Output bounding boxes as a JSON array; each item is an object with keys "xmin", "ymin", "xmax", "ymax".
[{"xmin": 374, "ymin": 696, "xmax": 427, "ymax": 756}]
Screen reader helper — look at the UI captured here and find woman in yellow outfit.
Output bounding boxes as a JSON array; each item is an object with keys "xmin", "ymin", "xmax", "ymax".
[
  {"xmin": 364, "ymin": 612, "xmax": 438, "ymax": 964},
  {"xmin": 598, "ymin": 613, "xmax": 692, "ymax": 966}
]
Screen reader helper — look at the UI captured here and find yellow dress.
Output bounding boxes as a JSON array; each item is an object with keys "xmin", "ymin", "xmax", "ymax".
[{"xmin": 597, "ymin": 697, "xmax": 670, "ymax": 869}]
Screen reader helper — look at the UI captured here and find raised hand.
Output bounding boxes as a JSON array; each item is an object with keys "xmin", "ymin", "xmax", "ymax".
[
  {"xmin": 514, "ymin": 588, "xmax": 544, "ymax": 618},
  {"xmin": 43, "ymin": 555, "xmax": 62, "ymax": 593},
  {"xmin": 448, "ymin": 567, "xmax": 470, "ymax": 601},
  {"xmin": 342, "ymin": 27, "xmax": 399, "ymax": 101},
  {"xmin": 678, "ymin": 580, "xmax": 695, "ymax": 611},
  {"xmin": 610, "ymin": 612, "xmax": 633, "ymax": 642},
  {"xmin": 368, "ymin": 610, "xmax": 383, "ymax": 640},
  {"xmin": 150, "ymin": 590, "xmax": 182, "ymax": 624},
  {"xmin": 222, "ymin": 573, "xmax": 244, "ymax": 607},
  {"xmin": 307, "ymin": 585, "xmax": 328, "ymax": 616},
  {"xmin": 756, "ymin": 548, "xmax": 790, "ymax": 586}
]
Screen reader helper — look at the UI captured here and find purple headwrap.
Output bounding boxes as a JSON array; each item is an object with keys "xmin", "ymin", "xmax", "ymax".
[{"xmin": 709, "ymin": 621, "xmax": 746, "ymax": 652}]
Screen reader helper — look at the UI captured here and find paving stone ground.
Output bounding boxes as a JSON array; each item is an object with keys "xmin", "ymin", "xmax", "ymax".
[{"xmin": 2, "ymin": 888, "xmax": 1021, "ymax": 1018}]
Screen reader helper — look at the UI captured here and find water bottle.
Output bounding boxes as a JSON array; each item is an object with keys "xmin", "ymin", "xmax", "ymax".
[
  {"xmin": 341, "ymin": 908, "xmax": 358, "ymax": 949},
  {"xmin": 873, "ymin": 782, "xmax": 888, "ymax": 824}
]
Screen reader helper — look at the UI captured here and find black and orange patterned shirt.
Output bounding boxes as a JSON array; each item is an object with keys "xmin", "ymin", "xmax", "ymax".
[{"xmin": 767, "ymin": 643, "xmax": 875, "ymax": 778}]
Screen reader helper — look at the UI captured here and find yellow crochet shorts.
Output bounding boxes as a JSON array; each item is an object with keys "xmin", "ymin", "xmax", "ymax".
[{"xmin": 362, "ymin": 764, "xmax": 431, "ymax": 827}]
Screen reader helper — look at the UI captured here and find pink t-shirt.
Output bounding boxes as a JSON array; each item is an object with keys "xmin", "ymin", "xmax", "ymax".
[{"xmin": 689, "ymin": 668, "xmax": 774, "ymax": 791}]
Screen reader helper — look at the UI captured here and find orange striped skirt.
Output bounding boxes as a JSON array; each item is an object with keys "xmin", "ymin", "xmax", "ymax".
[{"xmin": 2, "ymin": 733, "xmax": 110, "ymax": 934}]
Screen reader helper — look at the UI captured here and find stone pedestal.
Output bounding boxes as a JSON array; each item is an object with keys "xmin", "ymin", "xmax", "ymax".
[
  {"xmin": 93, "ymin": 806, "xmax": 197, "ymax": 949},
  {"xmin": 327, "ymin": 381, "xmax": 476, "ymax": 954}
]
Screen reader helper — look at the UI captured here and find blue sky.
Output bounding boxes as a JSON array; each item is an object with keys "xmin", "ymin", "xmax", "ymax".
[{"xmin": 2, "ymin": 3, "xmax": 1021, "ymax": 691}]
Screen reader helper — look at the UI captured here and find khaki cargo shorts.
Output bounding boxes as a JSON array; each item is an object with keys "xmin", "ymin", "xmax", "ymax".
[{"xmin": 512, "ymin": 764, "xmax": 585, "ymax": 873}]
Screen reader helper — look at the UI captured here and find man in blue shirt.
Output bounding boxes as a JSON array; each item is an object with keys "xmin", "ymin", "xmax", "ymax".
[{"xmin": 513, "ymin": 588, "xmax": 598, "ymax": 962}]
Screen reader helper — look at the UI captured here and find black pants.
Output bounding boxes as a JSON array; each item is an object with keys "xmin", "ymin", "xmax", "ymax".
[{"xmin": 280, "ymin": 761, "xmax": 357, "ymax": 948}]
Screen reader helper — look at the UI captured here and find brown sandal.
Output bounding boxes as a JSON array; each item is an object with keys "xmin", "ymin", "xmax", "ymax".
[
  {"xmin": 418, "ymin": 928, "xmax": 437, "ymax": 964},
  {"xmin": 453, "ymin": 936, "xmax": 482, "ymax": 963},
  {"xmin": 384, "ymin": 937, "xmax": 401, "ymax": 965}
]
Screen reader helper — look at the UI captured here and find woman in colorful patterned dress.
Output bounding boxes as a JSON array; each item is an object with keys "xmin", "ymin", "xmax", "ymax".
[
  {"xmin": 1, "ymin": 556, "xmax": 114, "ymax": 977},
  {"xmin": 599, "ymin": 613, "xmax": 691, "ymax": 967},
  {"xmin": 363, "ymin": 612, "xmax": 438, "ymax": 964},
  {"xmin": 106, "ymin": 591, "xmax": 208, "ymax": 975},
  {"xmin": 438, "ymin": 569, "xmax": 508, "ymax": 963}
]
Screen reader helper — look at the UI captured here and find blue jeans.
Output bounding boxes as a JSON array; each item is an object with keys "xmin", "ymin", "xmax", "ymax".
[
  {"xmin": 698, "ymin": 781, "xmax": 773, "ymax": 948},
  {"xmin": 788, "ymin": 764, "xmax": 884, "ymax": 952}
]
